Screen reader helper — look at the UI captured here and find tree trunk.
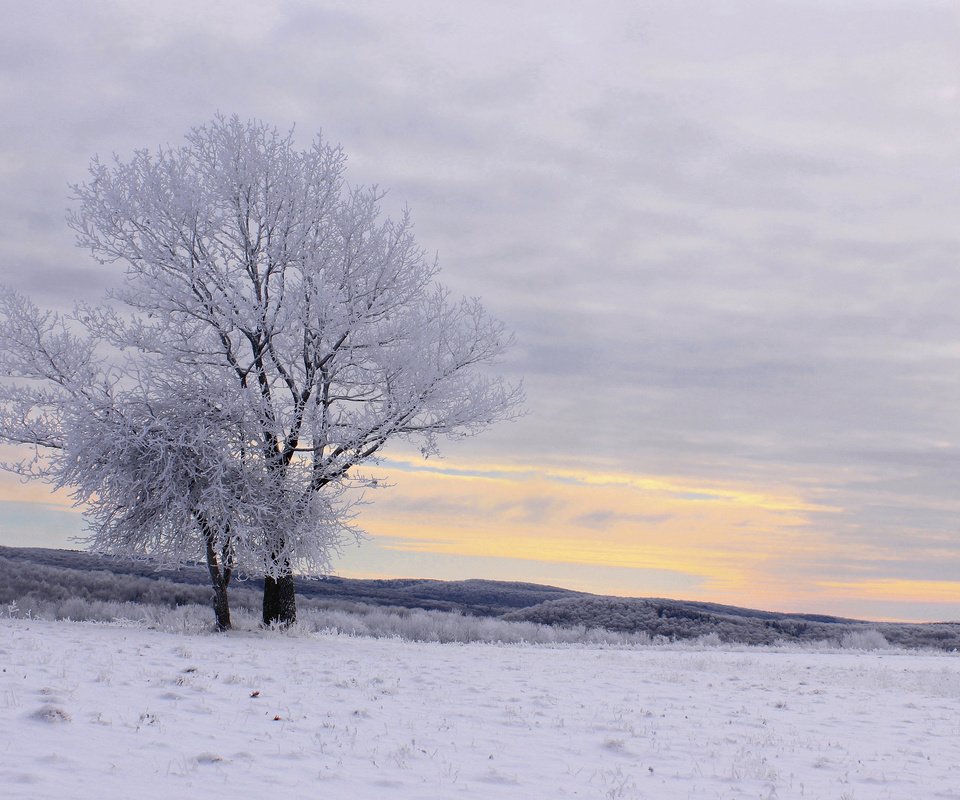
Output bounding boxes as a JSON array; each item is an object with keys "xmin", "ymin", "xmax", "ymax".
[
  {"xmin": 262, "ymin": 573, "xmax": 297, "ymax": 627},
  {"xmin": 211, "ymin": 575, "xmax": 232, "ymax": 632},
  {"xmin": 199, "ymin": 517, "xmax": 232, "ymax": 632}
]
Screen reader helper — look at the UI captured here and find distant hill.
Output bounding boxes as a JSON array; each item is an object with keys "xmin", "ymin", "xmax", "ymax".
[
  {"xmin": 0, "ymin": 545, "xmax": 580, "ymax": 615},
  {"xmin": 2, "ymin": 545, "xmax": 958, "ymax": 649}
]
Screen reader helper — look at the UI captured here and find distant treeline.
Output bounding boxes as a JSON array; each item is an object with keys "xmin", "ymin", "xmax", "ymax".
[{"xmin": 2, "ymin": 546, "xmax": 958, "ymax": 650}]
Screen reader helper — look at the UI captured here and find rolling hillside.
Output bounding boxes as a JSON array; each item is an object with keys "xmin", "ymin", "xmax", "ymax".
[{"xmin": 2, "ymin": 545, "xmax": 958, "ymax": 649}]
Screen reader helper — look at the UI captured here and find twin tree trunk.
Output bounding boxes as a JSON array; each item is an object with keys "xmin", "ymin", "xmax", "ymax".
[
  {"xmin": 204, "ymin": 546, "xmax": 297, "ymax": 630},
  {"xmin": 201, "ymin": 514, "xmax": 297, "ymax": 630},
  {"xmin": 204, "ymin": 570, "xmax": 296, "ymax": 631}
]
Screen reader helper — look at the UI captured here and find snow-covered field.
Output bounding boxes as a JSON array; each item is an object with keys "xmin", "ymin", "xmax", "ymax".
[{"xmin": 2, "ymin": 619, "xmax": 959, "ymax": 799}]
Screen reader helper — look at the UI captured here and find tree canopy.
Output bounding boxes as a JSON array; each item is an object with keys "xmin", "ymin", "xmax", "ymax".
[{"xmin": 0, "ymin": 115, "xmax": 522, "ymax": 629}]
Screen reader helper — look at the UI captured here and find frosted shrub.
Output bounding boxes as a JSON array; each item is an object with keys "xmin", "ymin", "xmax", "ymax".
[
  {"xmin": 314, "ymin": 609, "xmax": 373, "ymax": 638},
  {"xmin": 695, "ymin": 632, "xmax": 723, "ymax": 648},
  {"xmin": 840, "ymin": 629, "xmax": 890, "ymax": 650},
  {"xmin": 291, "ymin": 605, "xmax": 653, "ymax": 646},
  {"xmin": 138, "ymin": 603, "xmax": 215, "ymax": 633},
  {"xmin": 55, "ymin": 597, "xmax": 111, "ymax": 622}
]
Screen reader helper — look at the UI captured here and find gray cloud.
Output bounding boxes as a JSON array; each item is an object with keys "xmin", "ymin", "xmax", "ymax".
[
  {"xmin": 3, "ymin": 0, "xmax": 960, "ymax": 617},
  {"xmin": 570, "ymin": 511, "xmax": 673, "ymax": 530},
  {"xmin": 375, "ymin": 490, "xmax": 566, "ymax": 527}
]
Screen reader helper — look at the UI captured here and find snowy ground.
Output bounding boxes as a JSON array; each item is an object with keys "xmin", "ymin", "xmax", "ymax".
[{"xmin": 1, "ymin": 619, "xmax": 959, "ymax": 799}]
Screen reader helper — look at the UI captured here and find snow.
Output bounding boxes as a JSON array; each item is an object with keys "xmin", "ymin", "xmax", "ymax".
[{"xmin": 2, "ymin": 618, "xmax": 959, "ymax": 799}]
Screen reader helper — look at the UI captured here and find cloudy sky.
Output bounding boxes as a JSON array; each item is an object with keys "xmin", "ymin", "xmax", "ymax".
[{"xmin": 3, "ymin": 0, "xmax": 960, "ymax": 621}]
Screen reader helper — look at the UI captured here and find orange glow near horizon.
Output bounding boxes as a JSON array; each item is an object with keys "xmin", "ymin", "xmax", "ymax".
[
  {"xmin": 351, "ymin": 454, "xmax": 849, "ymax": 611},
  {"xmin": 1, "ymin": 449, "xmax": 958, "ymax": 621},
  {"xmin": 820, "ymin": 579, "xmax": 960, "ymax": 605},
  {"xmin": 0, "ymin": 472, "xmax": 75, "ymax": 509}
]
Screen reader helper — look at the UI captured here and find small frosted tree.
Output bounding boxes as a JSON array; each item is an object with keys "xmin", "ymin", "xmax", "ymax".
[
  {"xmin": 0, "ymin": 290, "xmax": 356, "ymax": 630},
  {"xmin": 1, "ymin": 114, "xmax": 521, "ymax": 627},
  {"xmin": 0, "ymin": 291, "xmax": 238, "ymax": 628}
]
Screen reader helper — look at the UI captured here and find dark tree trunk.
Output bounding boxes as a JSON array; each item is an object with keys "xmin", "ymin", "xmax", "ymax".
[
  {"xmin": 199, "ymin": 516, "xmax": 233, "ymax": 632},
  {"xmin": 211, "ymin": 575, "xmax": 232, "ymax": 632},
  {"xmin": 262, "ymin": 573, "xmax": 297, "ymax": 627}
]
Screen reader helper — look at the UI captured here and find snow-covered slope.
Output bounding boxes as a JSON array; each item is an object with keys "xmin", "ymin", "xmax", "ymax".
[{"xmin": 2, "ymin": 618, "xmax": 958, "ymax": 799}]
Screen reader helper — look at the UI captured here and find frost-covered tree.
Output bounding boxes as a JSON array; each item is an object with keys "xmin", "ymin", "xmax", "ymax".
[{"xmin": 0, "ymin": 114, "xmax": 521, "ymax": 627}]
